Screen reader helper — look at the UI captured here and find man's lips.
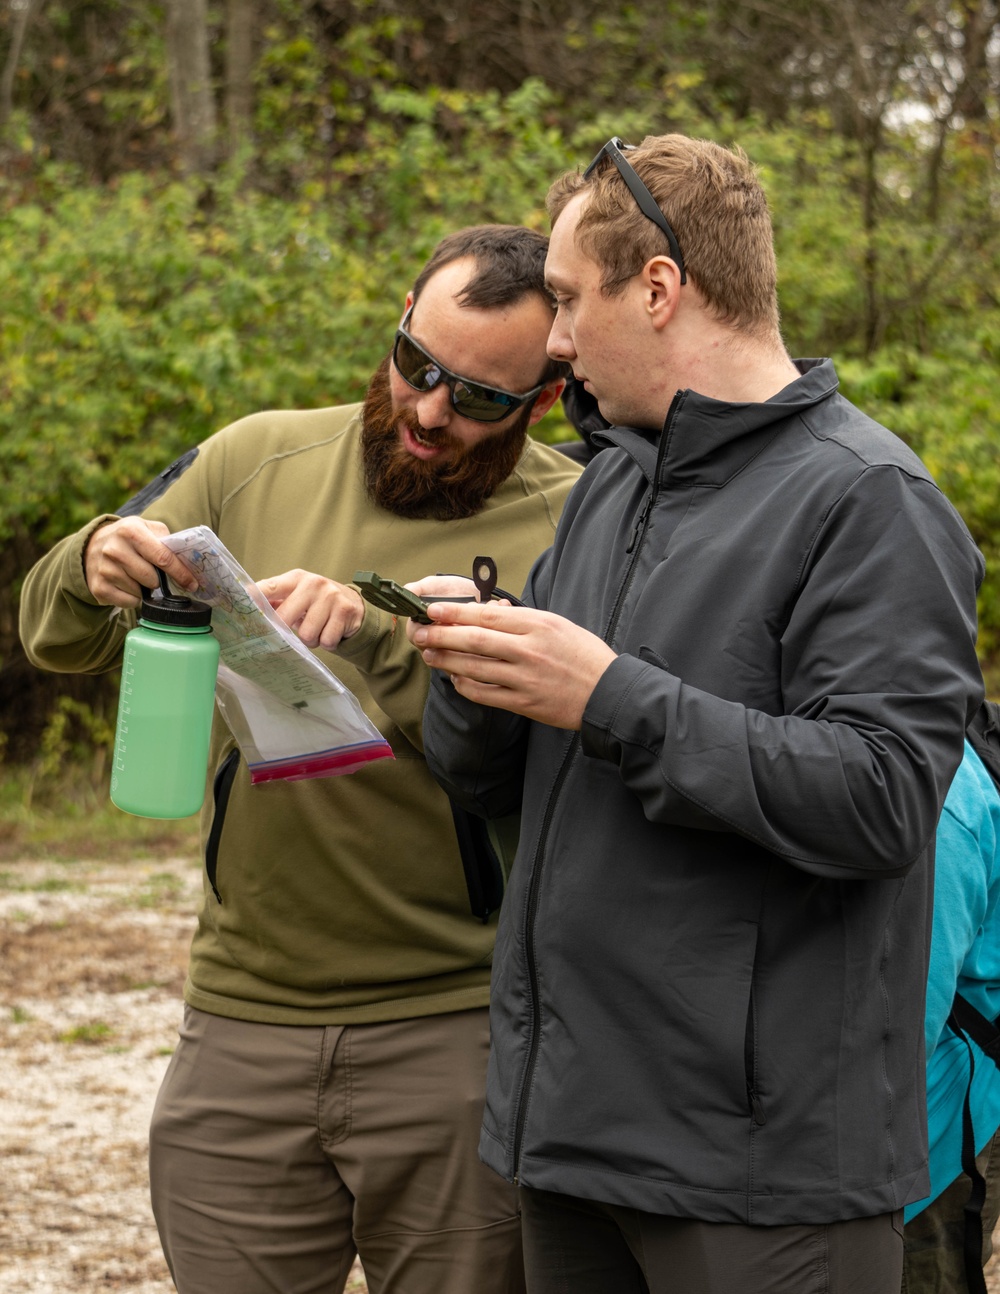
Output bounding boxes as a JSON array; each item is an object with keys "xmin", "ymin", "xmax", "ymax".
[{"xmin": 400, "ymin": 422, "xmax": 447, "ymax": 461}]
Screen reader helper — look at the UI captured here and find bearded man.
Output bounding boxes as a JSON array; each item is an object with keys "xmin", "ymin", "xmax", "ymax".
[{"xmin": 19, "ymin": 225, "xmax": 581, "ymax": 1294}]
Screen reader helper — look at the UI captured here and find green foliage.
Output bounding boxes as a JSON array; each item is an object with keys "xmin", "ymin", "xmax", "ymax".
[
  {"xmin": 837, "ymin": 336, "xmax": 1000, "ymax": 666},
  {"xmin": 0, "ymin": 83, "xmax": 587, "ymax": 557},
  {"xmin": 2, "ymin": 22, "xmax": 999, "ymax": 748},
  {"xmin": 0, "ymin": 175, "xmax": 379, "ymax": 548},
  {"xmin": 28, "ymin": 697, "xmax": 115, "ymax": 805},
  {"xmin": 1, "ymin": 0, "xmax": 172, "ymax": 178}
]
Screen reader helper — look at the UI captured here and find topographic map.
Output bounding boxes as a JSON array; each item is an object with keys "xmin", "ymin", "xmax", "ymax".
[{"xmin": 161, "ymin": 527, "xmax": 391, "ymax": 782}]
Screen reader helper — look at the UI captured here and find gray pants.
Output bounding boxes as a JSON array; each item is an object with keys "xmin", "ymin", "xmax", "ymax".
[
  {"xmin": 149, "ymin": 1004, "xmax": 525, "ymax": 1294},
  {"xmin": 520, "ymin": 1186, "xmax": 904, "ymax": 1294}
]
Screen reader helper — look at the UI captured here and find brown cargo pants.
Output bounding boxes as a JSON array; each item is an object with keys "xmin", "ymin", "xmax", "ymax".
[{"xmin": 149, "ymin": 1004, "xmax": 525, "ymax": 1294}]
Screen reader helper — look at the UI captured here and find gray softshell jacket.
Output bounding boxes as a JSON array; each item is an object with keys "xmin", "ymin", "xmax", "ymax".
[{"xmin": 423, "ymin": 360, "xmax": 986, "ymax": 1225}]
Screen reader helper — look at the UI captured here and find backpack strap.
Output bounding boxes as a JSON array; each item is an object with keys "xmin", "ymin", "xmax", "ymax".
[
  {"xmin": 951, "ymin": 993, "xmax": 1000, "ymax": 1065},
  {"xmin": 966, "ymin": 700, "xmax": 1000, "ymax": 794},
  {"xmin": 942, "ymin": 699, "xmax": 1000, "ymax": 1291},
  {"xmin": 946, "ymin": 996, "xmax": 1000, "ymax": 1294}
]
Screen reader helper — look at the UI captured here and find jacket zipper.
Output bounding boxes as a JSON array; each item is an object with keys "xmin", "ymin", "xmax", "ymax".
[
  {"xmin": 511, "ymin": 395, "xmax": 684, "ymax": 1184},
  {"xmin": 510, "ymin": 731, "xmax": 578, "ymax": 1185},
  {"xmin": 626, "ymin": 495, "xmax": 653, "ymax": 554}
]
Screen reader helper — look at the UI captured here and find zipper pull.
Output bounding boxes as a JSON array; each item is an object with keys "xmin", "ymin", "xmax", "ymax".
[{"xmin": 626, "ymin": 495, "xmax": 653, "ymax": 554}]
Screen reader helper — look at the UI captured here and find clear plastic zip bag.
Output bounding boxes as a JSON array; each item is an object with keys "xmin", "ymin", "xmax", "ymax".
[{"xmin": 161, "ymin": 526, "xmax": 393, "ymax": 783}]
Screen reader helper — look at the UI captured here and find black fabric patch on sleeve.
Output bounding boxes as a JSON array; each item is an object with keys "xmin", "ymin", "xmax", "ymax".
[{"xmin": 117, "ymin": 446, "xmax": 200, "ymax": 517}]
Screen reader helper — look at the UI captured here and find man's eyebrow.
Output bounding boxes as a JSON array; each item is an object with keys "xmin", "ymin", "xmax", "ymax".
[{"xmin": 408, "ymin": 324, "xmax": 525, "ymax": 393}]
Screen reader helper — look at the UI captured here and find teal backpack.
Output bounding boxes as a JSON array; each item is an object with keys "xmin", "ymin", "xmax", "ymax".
[{"xmin": 945, "ymin": 700, "xmax": 1000, "ymax": 1294}]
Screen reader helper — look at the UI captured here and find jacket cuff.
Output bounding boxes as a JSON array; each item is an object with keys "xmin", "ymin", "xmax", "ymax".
[{"xmin": 580, "ymin": 653, "xmax": 650, "ymax": 761}]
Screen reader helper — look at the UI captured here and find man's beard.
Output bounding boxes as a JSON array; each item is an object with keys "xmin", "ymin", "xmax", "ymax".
[{"xmin": 360, "ymin": 356, "xmax": 532, "ymax": 520}]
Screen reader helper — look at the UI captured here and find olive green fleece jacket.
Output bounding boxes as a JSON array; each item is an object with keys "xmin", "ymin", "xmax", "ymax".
[{"xmin": 20, "ymin": 404, "xmax": 582, "ymax": 1023}]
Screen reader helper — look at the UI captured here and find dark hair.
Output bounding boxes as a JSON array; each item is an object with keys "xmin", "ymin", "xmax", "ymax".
[{"xmin": 412, "ymin": 225, "xmax": 567, "ymax": 384}]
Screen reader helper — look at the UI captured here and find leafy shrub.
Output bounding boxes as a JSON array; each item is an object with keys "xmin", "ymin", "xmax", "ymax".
[{"xmin": 3, "ymin": 84, "xmax": 998, "ymax": 768}]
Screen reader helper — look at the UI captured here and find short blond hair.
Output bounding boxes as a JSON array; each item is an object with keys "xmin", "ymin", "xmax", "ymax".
[{"xmin": 547, "ymin": 135, "xmax": 781, "ymax": 338}]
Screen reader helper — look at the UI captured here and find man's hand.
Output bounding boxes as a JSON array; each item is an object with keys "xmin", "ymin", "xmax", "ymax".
[
  {"xmin": 407, "ymin": 600, "xmax": 617, "ymax": 731},
  {"xmin": 84, "ymin": 517, "xmax": 199, "ymax": 608},
  {"xmin": 406, "ymin": 575, "xmax": 479, "ymax": 600},
  {"xmin": 256, "ymin": 570, "xmax": 365, "ymax": 650}
]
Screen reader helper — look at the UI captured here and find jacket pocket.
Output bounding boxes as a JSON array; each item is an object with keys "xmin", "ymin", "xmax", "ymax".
[
  {"xmin": 744, "ymin": 981, "xmax": 767, "ymax": 1126},
  {"xmin": 205, "ymin": 748, "xmax": 240, "ymax": 903}
]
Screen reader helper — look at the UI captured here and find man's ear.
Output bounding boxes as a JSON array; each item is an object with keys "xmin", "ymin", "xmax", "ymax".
[
  {"xmin": 643, "ymin": 256, "xmax": 682, "ymax": 330},
  {"xmin": 400, "ymin": 290, "xmax": 414, "ymax": 325},
  {"xmin": 527, "ymin": 378, "xmax": 567, "ymax": 426}
]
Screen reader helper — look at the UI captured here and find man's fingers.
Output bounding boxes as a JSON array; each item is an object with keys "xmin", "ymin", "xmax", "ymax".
[
  {"xmin": 121, "ymin": 555, "xmax": 197, "ymax": 599},
  {"xmin": 406, "ymin": 575, "xmax": 477, "ymax": 599},
  {"xmin": 131, "ymin": 522, "xmax": 198, "ymax": 593},
  {"xmin": 449, "ymin": 674, "xmax": 511, "ymax": 705},
  {"xmin": 419, "ymin": 645, "xmax": 513, "ymax": 685},
  {"xmin": 425, "ymin": 598, "xmax": 522, "ymax": 624},
  {"xmin": 256, "ymin": 569, "xmax": 311, "ymax": 605},
  {"xmin": 84, "ymin": 517, "xmax": 198, "ymax": 605},
  {"xmin": 148, "ymin": 551, "xmax": 200, "ymax": 594},
  {"xmin": 418, "ymin": 606, "xmax": 616, "ymax": 731},
  {"xmin": 256, "ymin": 571, "xmax": 364, "ymax": 648},
  {"xmin": 286, "ymin": 598, "xmax": 346, "ymax": 649},
  {"xmin": 418, "ymin": 623, "xmax": 527, "ymax": 670}
]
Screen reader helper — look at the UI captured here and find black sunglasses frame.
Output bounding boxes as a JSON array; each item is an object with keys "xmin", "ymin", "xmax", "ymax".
[
  {"xmin": 391, "ymin": 308, "xmax": 544, "ymax": 424},
  {"xmin": 583, "ymin": 137, "xmax": 687, "ymax": 285}
]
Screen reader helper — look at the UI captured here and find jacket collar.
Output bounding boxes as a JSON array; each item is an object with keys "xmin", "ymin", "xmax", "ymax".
[{"xmin": 594, "ymin": 358, "xmax": 839, "ymax": 488}]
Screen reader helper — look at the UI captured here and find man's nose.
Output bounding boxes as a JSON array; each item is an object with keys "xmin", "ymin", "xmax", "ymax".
[
  {"xmin": 414, "ymin": 382, "xmax": 454, "ymax": 429},
  {"xmin": 547, "ymin": 316, "xmax": 575, "ymax": 362}
]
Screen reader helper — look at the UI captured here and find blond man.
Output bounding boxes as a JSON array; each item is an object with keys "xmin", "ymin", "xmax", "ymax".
[{"xmin": 410, "ymin": 136, "xmax": 985, "ymax": 1294}]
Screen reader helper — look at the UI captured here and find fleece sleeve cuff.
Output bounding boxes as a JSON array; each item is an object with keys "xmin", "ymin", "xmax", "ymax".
[
  {"xmin": 71, "ymin": 515, "xmax": 121, "ymax": 603},
  {"xmin": 334, "ymin": 598, "xmax": 394, "ymax": 673}
]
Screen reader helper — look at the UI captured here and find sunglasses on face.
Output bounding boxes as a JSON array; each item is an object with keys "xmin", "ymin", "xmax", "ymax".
[
  {"xmin": 584, "ymin": 136, "xmax": 687, "ymax": 284},
  {"xmin": 392, "ymin": 308, "xmax": 544, "ymax": 424}
]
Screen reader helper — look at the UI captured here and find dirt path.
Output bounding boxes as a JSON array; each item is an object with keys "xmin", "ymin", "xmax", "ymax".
[
  {"xmin": 1, "ymin": 854, "xmax": 998, "ymax": 1293},
  {"xmin": 0, "ymin": 856, "xmax": 366, "ymax": 1293}
]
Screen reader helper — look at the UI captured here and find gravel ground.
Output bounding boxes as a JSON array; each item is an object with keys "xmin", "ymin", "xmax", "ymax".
[
  {"xmin": 0, "ymin": 853, "xmax": 997, "ymax": 1293},
  {"xmin": 0, "ymin": 855, "xmax": 366, "ymax": 1293}
]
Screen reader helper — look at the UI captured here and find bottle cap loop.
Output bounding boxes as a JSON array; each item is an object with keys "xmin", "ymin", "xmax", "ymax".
[{"xmin": 140, "ymin": 569, "xmax": 213, "ymax": 628}]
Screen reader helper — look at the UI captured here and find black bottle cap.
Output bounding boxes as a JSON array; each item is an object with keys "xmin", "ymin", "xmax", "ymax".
[{"xmin": 139, "ymin": 568, "xmax": 213, "ymax": 628}]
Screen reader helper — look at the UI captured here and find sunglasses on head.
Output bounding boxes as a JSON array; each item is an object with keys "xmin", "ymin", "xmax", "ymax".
[
  {"xmin": 392, "ymin": 308, "xmax": 544, "ymax": 424},
  {"xmin": 584, "ymin": 136, "xmax": 687, "ymax": 285}
]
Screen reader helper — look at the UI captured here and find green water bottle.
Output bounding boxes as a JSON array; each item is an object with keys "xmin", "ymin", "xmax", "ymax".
[{"xmin": 110, "ymin": 570, "xmax": 220, "ymax": 819}]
